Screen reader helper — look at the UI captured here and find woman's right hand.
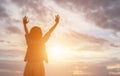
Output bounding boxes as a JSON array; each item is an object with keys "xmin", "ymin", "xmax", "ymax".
[{"xmin": 23, "ymin": 16, "xmax": 29, "ymax": 25}]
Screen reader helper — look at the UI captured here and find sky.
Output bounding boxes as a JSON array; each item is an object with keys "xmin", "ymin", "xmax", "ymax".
[{"xmin": 0, "ymin": 0, "xmax": 120, "ymax": 76}]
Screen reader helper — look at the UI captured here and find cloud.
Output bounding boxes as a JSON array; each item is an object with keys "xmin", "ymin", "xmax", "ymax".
[
  {"xmin": 5, "ymin": 26, "xmax": 22, "ymax": 35},
  {"xmin": 0, "ymin": 60, "xmax": 24, "ymax": 76},
  {"xmin": 63, "ymin": 30, "xmax": 120, "ymax": 51},
  {"xmin": 75, "ymin": 58, "xmax": 120, "ymax": 76},
  {"xmin": 0, "ymin": 49, "xmax": 24, "ymax": 61},
  {"xmin": 84, "ymin": 0, "xmax": 120, "ymax": 31},
  {"xmin": 68, "ymin": 30, "xmax": 108, "ymax": 44},
  {"xmin": 103, "ymin": 58, "xmax": 120, "ymax": 76},
  {"xmin": 83, "ymin": 66, "xmax": 109, "ymax": 76},
  {"xmin": 11, "ymin": 0, "xmax": 52, "ymax": 22},
  {"xmin": 46, "ymin": 60, "xmax": 120, "ymax": 76},
  {"xmin": 54, "ymin": 0, "xmax": 120, "ymax": 31},
  {"xmin": 0, "ymin": 0, "xmax": 9, "ymax": 20},
  {"xmin": 0, "ymin": 39, "xmax": 11, "ymax": 45},
  {"xmin": 46, "ymin": 62, "xmax": 109, "ymax": 76},
  {"xmin": 52, "ymin": 30, "xmax": 113, "ymax": 52},
  {"xmin": 0, "ymin": 59, "xmax": 120, "ymax": 76},
  {"xmin": 0, "ymin": 1, "xmax": 120, "ymax": 76}
]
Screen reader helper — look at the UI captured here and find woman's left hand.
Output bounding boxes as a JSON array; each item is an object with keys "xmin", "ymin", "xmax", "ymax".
[{"xmin": 55, "ymin": 15, "xmax": 60, "ymax": 24}]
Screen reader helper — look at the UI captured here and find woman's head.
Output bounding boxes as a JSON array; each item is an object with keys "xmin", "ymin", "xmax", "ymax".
[{"xmin": 29, "ymin": 26, "xmax": 42, "ymax": 40}]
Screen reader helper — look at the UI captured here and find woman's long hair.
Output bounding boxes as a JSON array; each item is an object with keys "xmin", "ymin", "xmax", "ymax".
[{"xmin": 29, "ymin": 26, "xmax": 42, "ymax": 41}]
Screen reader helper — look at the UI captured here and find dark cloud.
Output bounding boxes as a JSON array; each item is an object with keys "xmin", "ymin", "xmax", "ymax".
[
  {"xmin": 0, "ymin": 0, "xmax": 9, "ymax": 20},
  {"xmin": 0, "ymin": 39, "xmax": 10, "ymax": 44},
  {"xmin": 0, "ymin": 53, "xmax": 120, "ymax": 76},
  {"xmin": 64, "ymin": 30, "xmax": 120, "ymax": 51},
  {"xmin": 100, "ymin": 58, "xmax": 120, "ymax": 76},
  {"xmin": 0, "ymin": 60, "xmax": 24, "ymax": 76},
  {"xmin": 0, "ymin": 49, "xmax": 24, "ymax": 59},
  {"xmin": 76, "ymin": 58, "xmax": 120, "ymax": 76},
  {"xmin": 12, "ymin": 0, "xmax": 27, "ymax": 6},
  {"xmin": 83, "ymin": 66, "xmax": 109, "ymax": 76},
  {"xmin": 85, "ymin": 0, "xmax": 120, "ymax": 31},
  {"xmin": 67, "ymin": 30, "xmax": 109, "ymax": 44},
  {"xmin": 98, "ymin": 57, "xmax": 120, "ymax": 67},
  {"xmin": 54, "ymin": 0, "xmax": 120, "ymax": 31},
  {"xmin": 12, "ymin": 0, "xmax": 52, "ymax": 22},
  {"xmin": 109, "ymin": 43, "xmax": 120, "ymax": 48},
  {"xmin": 47, "ymin": 61, "xmax": 120, "ymax": 76},
  {"xmin": 5, "ymin": 26, "xmax": 22, "ymax": 35},
  {"xmin": 61, "ymin": 30, "xmax": 111, "ymax": 51}
]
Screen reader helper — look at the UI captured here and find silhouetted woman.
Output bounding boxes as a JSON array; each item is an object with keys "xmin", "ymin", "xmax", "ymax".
[{"xmin": 23, "ymin": 15, "xmax": 60, "ymax": 76}]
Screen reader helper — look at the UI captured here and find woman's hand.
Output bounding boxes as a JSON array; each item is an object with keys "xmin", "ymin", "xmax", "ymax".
[
  {"xmin": 23, "ymin": 16, "xmax": 29, "ymax": 25},
  {"xmin": 23, "ymin": 16, "xmax": 29, "ymax": 34},
  {"xmin": 55, "ymin": 15, "xmax": 60, "ymax": 24}
]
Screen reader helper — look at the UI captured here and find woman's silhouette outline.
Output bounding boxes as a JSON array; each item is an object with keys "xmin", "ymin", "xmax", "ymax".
[{"xmin": 23, "ymin": 15, "xmax": 60, "ymax": 76}]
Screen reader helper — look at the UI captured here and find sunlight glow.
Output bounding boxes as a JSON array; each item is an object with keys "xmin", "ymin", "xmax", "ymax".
[
  {"xmin": 48, "ymin": 46, "xmax": 67, "ymax": 59},
  {"xmin": 51, "ymin": 46, "xmax": 63, "ymax": 56},
  {"xmin": 47, "ymin": 45, "xmax": 106, "ymax": 63}
]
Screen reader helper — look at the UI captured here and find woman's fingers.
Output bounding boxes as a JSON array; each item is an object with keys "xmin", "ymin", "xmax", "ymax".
[
  {"xmin": 23, "ymin": 16, "xmax": 29, "ymax": 24},
  {"xmin": 55, "ymin": 15, "xmax": 60, "ymax": 23}
]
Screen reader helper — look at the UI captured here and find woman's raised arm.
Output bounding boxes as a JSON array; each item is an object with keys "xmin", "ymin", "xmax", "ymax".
[
  {"xmin": 43, "ymin": 15, "xmax": 60, "ymax": 42},
  {"xmin": 23, "ymin": 16, "xmax": 29, "ymax": 34}
]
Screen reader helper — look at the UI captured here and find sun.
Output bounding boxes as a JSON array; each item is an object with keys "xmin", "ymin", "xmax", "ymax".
[
  {"xmin": 48, "ymin": 46, "xmax": 68, "ymax": 61},
  {"xmin": 49, "ymin": 46, "xmax": 65, "ymax": 57},
  {"xmin": 51, "ymin": 46, "xmax": 64, "ymax": 56}
]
